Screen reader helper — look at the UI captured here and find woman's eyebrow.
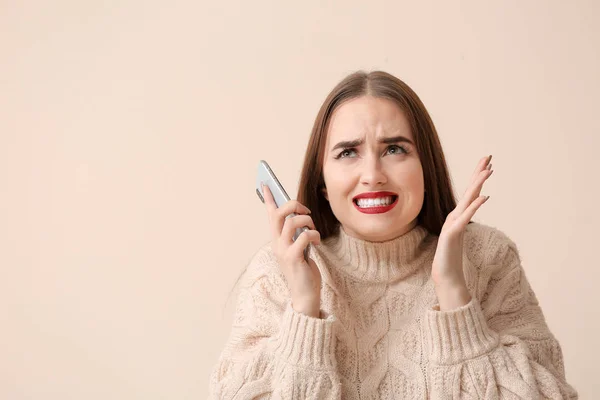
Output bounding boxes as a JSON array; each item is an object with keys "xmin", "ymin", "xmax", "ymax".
[
  {"xmin": 380, "ymin": 135, "xmax": 414, "ymax": 145},
  {"xmin": 331, "ymin": 135, "xmax": 414, "ymax": 152}
]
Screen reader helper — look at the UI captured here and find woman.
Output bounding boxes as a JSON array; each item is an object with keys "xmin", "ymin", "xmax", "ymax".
[{"xmin": 208, "ymin": 71, "xmax": 578, "ymax": 399}]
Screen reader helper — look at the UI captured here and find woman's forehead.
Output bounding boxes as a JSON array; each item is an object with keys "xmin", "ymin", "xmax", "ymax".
[{"xmin": 326, "ymin": 97, "xmax": 413, "ymax": 146}]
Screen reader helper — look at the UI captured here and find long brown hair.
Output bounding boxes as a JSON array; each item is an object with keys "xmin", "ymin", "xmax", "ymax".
[{"xmin": 297, "ymin": 70, "xmax": 458, "ymax": 238}]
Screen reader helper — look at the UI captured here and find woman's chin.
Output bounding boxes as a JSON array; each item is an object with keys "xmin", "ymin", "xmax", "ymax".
[{"xmin": 344, "ymin": 222, "xmax": 404, "ymax": 242}]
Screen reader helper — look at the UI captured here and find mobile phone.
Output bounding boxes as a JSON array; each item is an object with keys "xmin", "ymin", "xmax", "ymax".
[{"xmin": 255, "ymin": 160, "xmax": 310, "ymax": 260}]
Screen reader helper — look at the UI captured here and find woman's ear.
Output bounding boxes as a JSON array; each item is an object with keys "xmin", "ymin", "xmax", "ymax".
[{"xmin": 321, "ymin": 186, "xmax": 329, "ymax": 201}]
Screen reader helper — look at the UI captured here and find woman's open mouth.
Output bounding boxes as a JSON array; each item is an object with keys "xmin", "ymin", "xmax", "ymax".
[{"xmin": 353, "ymin": 195, "xmax": 398, "ymax": 214}]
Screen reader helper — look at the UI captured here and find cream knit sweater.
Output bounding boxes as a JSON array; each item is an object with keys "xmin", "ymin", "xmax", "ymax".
[{"xmin": 209, "ymin": 222, "xmax": 577, "ymax": 399}]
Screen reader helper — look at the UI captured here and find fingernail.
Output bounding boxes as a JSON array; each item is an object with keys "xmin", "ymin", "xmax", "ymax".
[{"xmin": 485, "ymin": 195, "xmax": 490, "ymax": 201}]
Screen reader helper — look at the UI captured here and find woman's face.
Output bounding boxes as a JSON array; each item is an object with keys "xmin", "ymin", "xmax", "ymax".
[{"xmin": 321, "ymin": 95, "xmax": 425, "ymax": 242}]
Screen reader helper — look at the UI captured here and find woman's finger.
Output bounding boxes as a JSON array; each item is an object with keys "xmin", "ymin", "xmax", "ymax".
[
  {"xmin": 262, "ymin": 184, "xmax": 282, "ymax": 239},
  {"xmin": 262, "ymin": 184, "xmax": 312, "ymax": 240},
  {"xmin": 455, "ymin": 162, "xmax": 494, "ymax": 216},
  {"xmin": 276, "ymin": 199, "xmax": 311, "ymax": 220},
  {"xmin": 470, "ymin": 155, "xmax": 492, "ymax": 184},
  {"xmin": 281, "ymin": 214, "xmax": 316, "ymax": 245},
  {"xmin": 289, "ymin": 229, "xmax": 321, "ymax": 257},
  {"xmin": 455, "ymin": 195, "xmax": 490, "ymax": 228},
  {"xmin": 467, "ymin": 168, "xmax": 493, "ymax": 203}
]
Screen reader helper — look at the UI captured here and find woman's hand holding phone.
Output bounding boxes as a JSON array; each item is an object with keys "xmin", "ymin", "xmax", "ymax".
[{"xmin": 262, "ymin": 184, "xmax": 323, "ymax": 318}]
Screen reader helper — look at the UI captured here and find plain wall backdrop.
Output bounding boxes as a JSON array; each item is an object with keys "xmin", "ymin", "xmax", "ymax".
[{"xmin": 1, "ymin": 0, "xmax": 598, "ymax": 398}]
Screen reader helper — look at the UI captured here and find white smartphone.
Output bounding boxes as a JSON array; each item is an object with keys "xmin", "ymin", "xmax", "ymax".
[{"xmin": 255, "ymin": 160, "xmax": 310, "ymax": 260}]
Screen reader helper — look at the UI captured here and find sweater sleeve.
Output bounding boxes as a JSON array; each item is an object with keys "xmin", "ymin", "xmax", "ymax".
[
  {"xmin": 422, "ymin": 231, "xmax": 578, "ymax": 399},
  {"xmin": 208, "ymin": 246, "xmax": 342, "ymax": 399}
]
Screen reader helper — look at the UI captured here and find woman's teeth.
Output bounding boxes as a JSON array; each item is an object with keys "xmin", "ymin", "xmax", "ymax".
[{"xmin": 355, "ymin": 196, "xmax": 395, "ymax": 208}]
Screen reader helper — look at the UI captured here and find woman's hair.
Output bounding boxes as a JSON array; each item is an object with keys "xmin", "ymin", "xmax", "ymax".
[{"xmin": 297, "ymin": 70, "xmax": 458, "ymax": 238}]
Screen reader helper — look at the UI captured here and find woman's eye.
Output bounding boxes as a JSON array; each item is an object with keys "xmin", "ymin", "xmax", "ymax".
[
  {"xmin": 336, "ymin": 148, "xmax": 357, "ymax": 159},
  {"xmin": 386, "ymin": 145, "xmax": 408, "ymax": 155}
]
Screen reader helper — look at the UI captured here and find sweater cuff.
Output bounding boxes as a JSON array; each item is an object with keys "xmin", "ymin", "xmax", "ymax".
[
  {"xmin": 423, "ymin": 297, "xmax": 499, "ymax": 365},
  {"xmin": 271, "ymin": 301, "xmax": 337, "ymax": 370}
]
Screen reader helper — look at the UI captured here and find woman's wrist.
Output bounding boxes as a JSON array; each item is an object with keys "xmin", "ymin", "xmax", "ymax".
[
  {"xmin": 291, "ymin": 297, "xmax": 321, "ymax": 318},
  {"xmin": 434, "ymin": 282, "xmax": 472, "ymax": 311}
]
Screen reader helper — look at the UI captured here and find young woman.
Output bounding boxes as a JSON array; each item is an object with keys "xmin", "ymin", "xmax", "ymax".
[{"xmin": 208, "ymin": 71, "xmax": 578, "ymax": 399}]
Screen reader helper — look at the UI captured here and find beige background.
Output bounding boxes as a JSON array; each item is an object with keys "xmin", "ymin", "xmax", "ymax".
[{"xmin": 1, "ymin": 1, "xmax": 598, "ymax": 398}]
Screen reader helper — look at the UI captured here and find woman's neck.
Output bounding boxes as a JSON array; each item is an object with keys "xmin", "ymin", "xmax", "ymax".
[{"xmin": 317, "ymin": 223, "xmax": 436, "ymax": 284}]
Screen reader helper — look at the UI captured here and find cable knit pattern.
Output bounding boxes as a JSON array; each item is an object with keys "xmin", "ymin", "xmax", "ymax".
[{"xmin": 208, "ymin": 222, "xmax": 578, "ymax": 399}]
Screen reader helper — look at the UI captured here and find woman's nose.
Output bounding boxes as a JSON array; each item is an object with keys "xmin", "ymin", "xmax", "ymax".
[{"xmin": 360, "ymin": 158, "xmax": 387, "ymax": 186}]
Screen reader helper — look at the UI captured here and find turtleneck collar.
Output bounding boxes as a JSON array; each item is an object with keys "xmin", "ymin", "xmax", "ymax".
[{"xmin": 317, "ymin": 224, "xmax": 436, "ymax": 284}]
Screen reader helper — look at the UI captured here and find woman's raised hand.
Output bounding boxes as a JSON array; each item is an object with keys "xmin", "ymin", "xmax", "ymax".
[
  {"xmin": 432, "ymin": 155, "xmax": 494, "ymax": 310},
  {"xmin": 262, "ymin": 184, "xmax": 323, "ymax": 318}
]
